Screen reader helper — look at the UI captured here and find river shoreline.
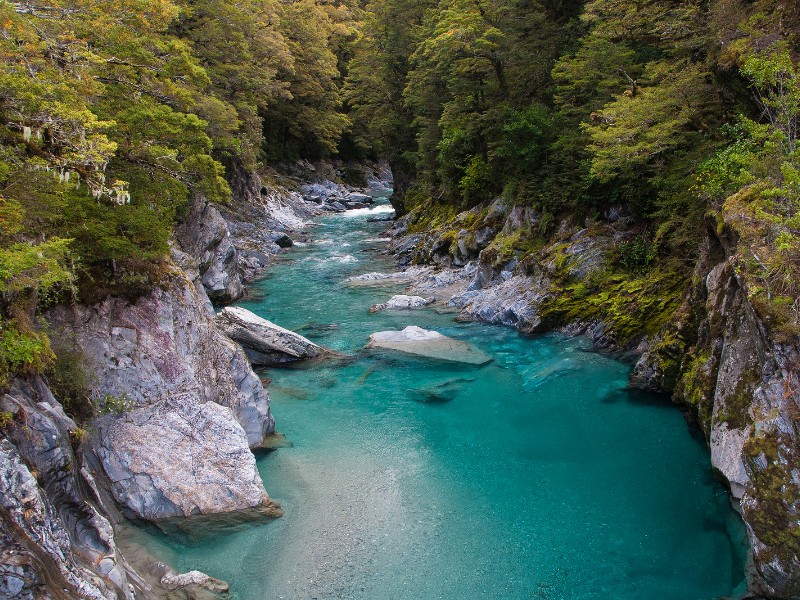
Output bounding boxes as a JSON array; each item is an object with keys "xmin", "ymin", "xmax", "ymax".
[{"xmin": 127, "ymin": 191, "xmax": 748, "ymax": 600}]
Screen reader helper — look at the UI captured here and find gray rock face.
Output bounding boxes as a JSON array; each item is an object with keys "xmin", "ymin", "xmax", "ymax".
[
  {"xmin": 0, "ymin": 378, "xmax": 132, "ymax": 599},
  {"xmin": 92, "ymin": 397, "xmax": 275, "ymax": 521},
  {"xmin": 176, "ymin": 194, "xmax": 244, "ymax": 304},
  {"xmin": 631, "ymin": 240, "xmax": 800, "ymax": 598},
  {"xmin": 215, "ymin": 306, "xmax": 331, "ymax": 366},
  {"xmin": 367, "ymin": 326, "xmax": 492, "ymax": 365},
  {"xmin": 221, "ymin": 160, "xmax": 321, "ymax": 283},
  {"xmin": 450, "ymin": 275, "xmax": 544, "ymax": 332},
  {"xmin": 47, "ymin": 270, "xmax": 275, "ymax": 523}
]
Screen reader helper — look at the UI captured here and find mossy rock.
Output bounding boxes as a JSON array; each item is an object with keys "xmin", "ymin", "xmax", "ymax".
[
  {"xmin": 743, "ymin": 430, "xmax": 800, "ymax": 567},
  {"xmin": 539, "ymin": 269, "xmax": 687, "ymax": 348}
]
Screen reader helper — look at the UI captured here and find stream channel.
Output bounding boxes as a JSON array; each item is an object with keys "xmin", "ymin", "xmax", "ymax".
[{"xmin": 133, "ymin": 196, "xmax": 748, "ymax": 599}]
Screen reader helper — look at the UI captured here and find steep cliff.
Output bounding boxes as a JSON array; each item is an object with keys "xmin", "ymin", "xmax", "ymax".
[
  {"xmin": 633, "ymin": 227, "xmax": 800, "ymax": 598},
  {"xmin": 47, "ymin": 262, "xmax": 276, "ymax": 523}
]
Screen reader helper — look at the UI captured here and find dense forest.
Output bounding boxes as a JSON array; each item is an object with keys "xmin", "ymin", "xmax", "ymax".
[{"xmin": 1, "ymin": 0, "xmax": 798, "ymax": 385}]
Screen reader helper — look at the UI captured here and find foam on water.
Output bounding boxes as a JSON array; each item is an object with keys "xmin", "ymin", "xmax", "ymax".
[
  {"xmin": 341, "ymin": 204, "xmax": 396, "ymax": 218},
  {"xmin": 130, "ymin": 199, "xmax": 748, "ymax": 600}
]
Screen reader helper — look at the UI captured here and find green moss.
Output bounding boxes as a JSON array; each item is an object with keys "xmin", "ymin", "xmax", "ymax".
[
  {"xmin": 716, "ymin": 368, "xmax": 761, "ymax": 429},
  {"xmin": 678, "ymin": 349, "xmax": 715, "ymax": 433},
  {"xmin": 539, "ymin": 269, "xmax": 687, "ymax": 346},
  {"xmin": 646, "ymin": 329, "xmax": 686, "ymax": 392},
  {"xmin": 406, "ymin": 201, "xmax": 459, "ymax": 234},
  {"xmin": 743, "ymin": 431, "xmax": 800, "ymax": 565}
]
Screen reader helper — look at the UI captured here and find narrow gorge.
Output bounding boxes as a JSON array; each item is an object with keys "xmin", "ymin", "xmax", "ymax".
[{"xmin": 1, "ymin": 0, "xmax": 799, "ymax": 598}]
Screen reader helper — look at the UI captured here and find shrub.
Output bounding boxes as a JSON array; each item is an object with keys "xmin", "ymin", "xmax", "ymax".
[{"xmin": 617, "ymin": 234, "xmax": 656, "ymax": 272}]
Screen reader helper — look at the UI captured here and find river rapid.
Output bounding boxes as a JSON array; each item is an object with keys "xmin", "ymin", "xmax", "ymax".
[{"xmin": 133, "ymin": 197, "xmax": 748, "ymax": 600}]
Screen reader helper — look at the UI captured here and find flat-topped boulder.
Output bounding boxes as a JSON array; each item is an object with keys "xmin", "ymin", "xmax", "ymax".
[
  {"xmin": 370, "ymin": 294, "xmax": 434, "ymax": 313},
  {"xmin": 366, "ymin": 326, "xmax": 492, "ymax": 365},
  {"xmin": 215, "ymin": 306, "xmax": 332, "ymax": 366}
]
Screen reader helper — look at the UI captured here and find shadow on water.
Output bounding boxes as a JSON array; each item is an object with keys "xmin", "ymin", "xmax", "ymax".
[{"xmin": 601, "ymin": 386, "xmax": 675, "ymax": 408}]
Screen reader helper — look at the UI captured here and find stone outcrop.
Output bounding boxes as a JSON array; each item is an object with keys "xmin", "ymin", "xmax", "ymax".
[
  {"xmin": 91, "ymin": 398, "xmax": 276, "ymax": 522},
  {"xmin": 367, "ymin": 326, "xmax": 492, "ymax": 365},
  {"xmin": 215, "ymin": 306, "xmax": 331, "ymax": 366},
  {"xmin": 0, "ymin": 377, "xmax": 132, "ymax": 599},
  {"xmin": 449, "ymin": 275, "xmax": 543, "ymax": 331},
  {"xmin": 47, "ymin": 267, "xmax": 276, "ymax": 524},
  {"xmin": 176, "ymin": 195, "xmax": 244, "ymax": 304},
  {"xmin": 631, "ymin": 234, "xmax": 800, "ymax": 598}
]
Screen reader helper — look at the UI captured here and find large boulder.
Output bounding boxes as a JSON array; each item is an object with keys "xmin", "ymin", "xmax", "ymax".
[
  {"xmin": 215, "ymin": 306, "xmax": 331, "ymax": 366},
  {"xmin": 367, "ymin": 326, "xmax": 492, "ymax": 365},
  {"xmin": 47, "ymin": 268, "xmax": 276, "ymax": 523},
  {"xmin": 92, "ymin": 396, "xmax": 278, "ymax": 522}
]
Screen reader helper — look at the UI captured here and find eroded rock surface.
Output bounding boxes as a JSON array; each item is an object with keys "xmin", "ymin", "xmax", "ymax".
[
  {"xmin": 47, "ymin": 269, "xmax": 275, "ymax": 523},
  {"xmin": 176, "ymin": 195, "xmax": 244, "ymax": 304},
  {"xmin": 0, "ymin": 378, "xmax": 132, "ymax": 599},
  {"xmin": 369, "ymin": 294, "xmax": 433, "ymax": 313},
  {"xmin": 92, "ymin": 397, "xmax": 274, "ymax": 521}
]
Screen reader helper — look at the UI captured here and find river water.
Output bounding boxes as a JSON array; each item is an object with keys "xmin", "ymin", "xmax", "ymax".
[{"xmin": 135, "ymin": 198, "xmax": 747, "ymax": 599}]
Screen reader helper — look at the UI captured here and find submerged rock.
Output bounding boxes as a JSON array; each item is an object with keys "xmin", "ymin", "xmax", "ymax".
[
  {"xmin": 369, "ymin": 294, "xmax": 434, "ymax": 313},
  {"xmin": 406, "ymin": 377, "xmax": 476, "ymax": 403},
  {"xmin": 367, "ymin": 326, "xmax": 492, "ymax": 365},
  {"xmin": 215, "ymin": 306, "xmax": 332, "ymax": 366}
]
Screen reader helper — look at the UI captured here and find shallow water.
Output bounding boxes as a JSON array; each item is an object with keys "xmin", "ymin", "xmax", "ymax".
[{"xmin": 134, "ymin": 199, "xmax": 747, "ymax": 599}]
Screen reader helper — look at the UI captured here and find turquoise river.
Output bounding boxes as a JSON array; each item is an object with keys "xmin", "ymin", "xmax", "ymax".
[{"xmin": 133, "ymin": 197, "xmax": 748, "ymax": 599}]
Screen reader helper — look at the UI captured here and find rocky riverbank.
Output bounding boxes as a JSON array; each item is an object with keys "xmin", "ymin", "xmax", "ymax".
[
  {"xmin": 0, "ymin": 160, "xmax": 392, "ymax": 599},
  {"xmin": 380, "ymin": 198, "xmax": 800, "ymax": 599}
]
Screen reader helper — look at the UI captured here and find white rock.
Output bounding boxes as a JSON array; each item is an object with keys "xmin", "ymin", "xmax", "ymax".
[
  {"xmin": 93, "ymin": 397, "xmax": 276, "ymax": 521},
  {"xmin": 367, "ymin": 326, "xmax": 492, "ymax": 365},
  {"xmin": 215, "ymin": 307, "xmax": 331, "ymax": 366},
  {"xmin": 369, "ymin": 295, "xmax": 434, "ymax": 313}
]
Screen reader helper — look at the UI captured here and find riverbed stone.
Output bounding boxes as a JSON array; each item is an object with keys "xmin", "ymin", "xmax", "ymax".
[
  {"xmin": 215, "ymin": 306, "xmax": 332, "ymax": 365},
  {"xmin": 367, "ymin": 326, "xmax": 492, "ymax": 365}
]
